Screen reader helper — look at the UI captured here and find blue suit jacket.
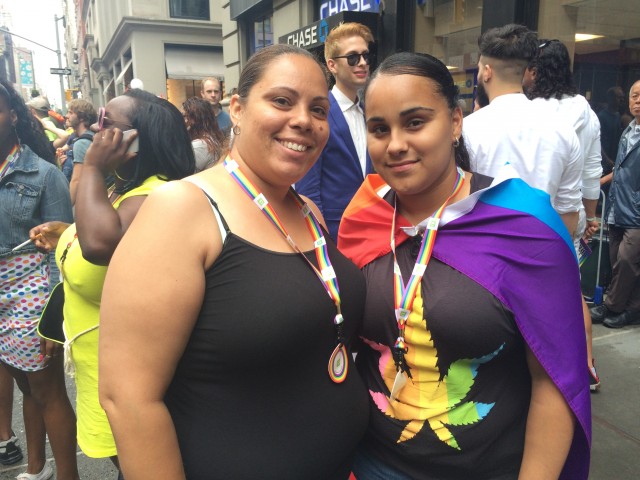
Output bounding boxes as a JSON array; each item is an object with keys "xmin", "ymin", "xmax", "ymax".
[{"xmin": 296, "ymin": 91, "xmax": 373, "ymax": 241}]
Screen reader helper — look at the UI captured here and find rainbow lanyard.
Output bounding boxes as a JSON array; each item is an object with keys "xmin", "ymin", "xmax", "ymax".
[
  {"xmin": 390, "ymin": 168, "xmax": 465, "ymax": 376},
  {"xmin": 0, "ymin": 144, "xmax": 20, "ymax": 180},
  {"xmin": 224, "ymin": 157, "xmax": 344, "ymax": 327}
]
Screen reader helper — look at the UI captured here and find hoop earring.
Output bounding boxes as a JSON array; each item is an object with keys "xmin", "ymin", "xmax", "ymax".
[
  {"xmin": 232, "ymin": 125, "xmax": 241, "ymax": 136},
  {"xmin": 114, "ymin": 168, "xmax": 132, "ymax": 182},
  {"xmin": 453, "ymin": 137, "xmax": 460, "ymax": 148}
]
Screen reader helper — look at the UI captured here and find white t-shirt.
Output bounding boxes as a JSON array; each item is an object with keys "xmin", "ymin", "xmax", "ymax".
[
  {"xmin": 192, "ymin": 138, "xmax": 219, "ymax": 172},
  {"xmin": 464, "ymin": 93, "xmax": 583, "ymax": 215}
]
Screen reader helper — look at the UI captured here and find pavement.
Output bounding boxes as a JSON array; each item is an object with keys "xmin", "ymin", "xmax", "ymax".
[
  {"xmin": 1, "ymin": 324, "xmax": 639, "ymax": 479},
  {"xmin": 589, "ymin": 322, "xmax": 640, "ymax": 479},
  {"xmin": 0, "ymin": 374, "xmax": 117, "ymax": 480}
]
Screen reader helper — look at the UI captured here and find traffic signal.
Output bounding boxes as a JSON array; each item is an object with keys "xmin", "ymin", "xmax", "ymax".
[{"xmin": 65, "ymin": 89, "xmax": 80, "ymax": 101}]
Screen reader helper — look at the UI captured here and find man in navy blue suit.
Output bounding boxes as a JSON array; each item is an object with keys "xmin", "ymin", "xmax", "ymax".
[{"xmin": 295, "ymin": 23, "xmax": 374, "ymax": 241}]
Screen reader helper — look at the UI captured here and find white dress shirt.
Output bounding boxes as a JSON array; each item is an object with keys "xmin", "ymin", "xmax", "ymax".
[
  {"xmin": 332, "ymin": 85, "xmax": 367, "ymax": 177},
  {"xmin": 531, "ymin": 94, "xmax": 604, "ymax": 239},
  {"xmin": 531, "ymin": 94, "xmax": 603, "ymax": 202},
  {"xmin": 464, "ymin": 93, "xmax": 583, "ymax": 215}
]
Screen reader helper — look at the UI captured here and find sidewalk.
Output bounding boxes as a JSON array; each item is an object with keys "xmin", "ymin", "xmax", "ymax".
[
  {"xmin": 0, "ymin": 375, "xmax": 117, "ymax": 480},
  {"xmin": 1, "ymin": 324, "xmax": 639, "ymax": 479},
  {"xmin": 589, "ymin": 323, "xmax": 640, "ymax": 479}
]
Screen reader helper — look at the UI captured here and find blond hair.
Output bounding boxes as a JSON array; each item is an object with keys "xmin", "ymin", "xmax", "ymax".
[{"xmin": 324, "ymin": 23, "xmax": 374, "ymax": 60}]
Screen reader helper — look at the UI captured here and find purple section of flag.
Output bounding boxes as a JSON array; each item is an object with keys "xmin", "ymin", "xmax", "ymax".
[{"xmin": 434, "ymin": 200, "xmax": 591, "ymax": 480}]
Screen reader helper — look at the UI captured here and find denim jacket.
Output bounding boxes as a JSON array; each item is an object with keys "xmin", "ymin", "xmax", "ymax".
[{"xmin": 0, "ymin": 145, "xmax": 73, "ymax": 258}]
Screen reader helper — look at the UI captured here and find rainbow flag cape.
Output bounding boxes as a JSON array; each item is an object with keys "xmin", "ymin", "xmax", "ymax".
[{"xmin": 338, "ymin": 174, "xmax": 591, "ymax": 480}]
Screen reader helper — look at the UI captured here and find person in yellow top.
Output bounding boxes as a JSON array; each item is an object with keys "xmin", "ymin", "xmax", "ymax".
[{"xmin": 31, "ymin": 89, "xmax": 194, "ymax": 476}]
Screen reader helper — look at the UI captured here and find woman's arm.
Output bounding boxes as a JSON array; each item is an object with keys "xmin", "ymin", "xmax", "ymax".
[
  {"xmin": 519, "ymin": 347, "xmax": 575, "ymax": 480},
  {"xmin": 74, "ymin": 128, "xmax": 139, "ymax": 265},
  {"xmin": 599, "ymin": 172, "xmax": 613, "ymax": 187},
  {"xmin": 99, "ymin": 181, "xmax": 221, "ymax": 480}
]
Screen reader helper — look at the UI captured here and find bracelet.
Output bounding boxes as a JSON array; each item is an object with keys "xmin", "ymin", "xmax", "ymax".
[{"xmin": 586, "ymin": 217, "xmax": 597, "ymax": 222}]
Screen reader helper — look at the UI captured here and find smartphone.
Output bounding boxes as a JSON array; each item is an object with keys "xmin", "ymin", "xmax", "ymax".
[{"xmin": 122, "ymin": 129, "xmax": 139, "ymax": 153}]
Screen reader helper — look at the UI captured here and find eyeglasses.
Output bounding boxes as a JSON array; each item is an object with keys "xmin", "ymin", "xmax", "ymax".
[
  {"xmin": 333, "ymin": 52, "xmax": 370, "ymax": 67},
  {"xmin": 97, "ymin": 107, "xmax": 134, "ymax": 130}
]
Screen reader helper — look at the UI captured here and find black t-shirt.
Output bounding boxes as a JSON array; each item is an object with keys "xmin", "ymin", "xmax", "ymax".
[{"xmin": 357, "ymin": 173, "xmax": 531, "ymax": 479}]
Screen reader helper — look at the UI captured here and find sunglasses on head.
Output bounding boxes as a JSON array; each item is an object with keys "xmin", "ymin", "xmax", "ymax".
[
  {"xmin": 333, "ymin": 52, "xmax": 370, "ymax": 67},
  {"xmin": 97, "ymin": 107, "xmax": 134, "ymax": 130},
  {"xmin": 538, "ymin": 39, "xmax": 560, "ymax": 50}
]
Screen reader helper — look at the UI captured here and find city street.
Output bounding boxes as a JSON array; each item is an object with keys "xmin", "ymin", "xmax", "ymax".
[{"xmin": 1, "ymin": 323, "xmax": 639, "ymax": 479}]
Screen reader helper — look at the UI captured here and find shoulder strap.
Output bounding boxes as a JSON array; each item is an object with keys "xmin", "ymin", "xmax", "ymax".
[
  {"xmin": 200, "ymin": 190, "xmax": 231, "ymax": 242},
  {"xmin": 71, "ymin": 133, "xmax": 93, "ymax": 144},
  {"xmin": 183, "ymin": 178, "xmax": 231, "ymax": 241}
]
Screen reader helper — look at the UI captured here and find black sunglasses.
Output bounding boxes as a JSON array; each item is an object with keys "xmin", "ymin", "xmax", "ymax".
[
  {"xmin": 333, "ymin": 52, "xmax": 370, "ymax": 67},
  {"xmin": 97, "ymin": 107, "xmax": 134, "ymax": 130}
]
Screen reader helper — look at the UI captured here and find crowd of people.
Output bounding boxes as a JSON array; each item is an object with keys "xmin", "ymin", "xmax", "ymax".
[{"xmin": 1, "ymin": 19, "xmax": 638, "ymax": 480}]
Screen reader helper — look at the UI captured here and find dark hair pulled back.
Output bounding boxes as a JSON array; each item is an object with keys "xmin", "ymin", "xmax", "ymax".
[{"xmin": 365, "ymin": 52, "xmax": 470, "ymax": 171}]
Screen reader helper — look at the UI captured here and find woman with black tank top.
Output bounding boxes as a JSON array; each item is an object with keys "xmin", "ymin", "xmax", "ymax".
[{"xmin": 99, "ymin": 44, "xmax": 369, "ymax": 479}]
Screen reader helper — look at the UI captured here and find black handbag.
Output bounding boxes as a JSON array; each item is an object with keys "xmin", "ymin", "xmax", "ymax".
[{"xmin": 37, "ymin": 282, "xmax": 65, "ymax": 344}]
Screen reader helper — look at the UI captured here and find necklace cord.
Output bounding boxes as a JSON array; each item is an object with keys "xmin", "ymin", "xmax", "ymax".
[{"xmin": 390, "ymin": 169, "xmax": 465, "ymax": 376}]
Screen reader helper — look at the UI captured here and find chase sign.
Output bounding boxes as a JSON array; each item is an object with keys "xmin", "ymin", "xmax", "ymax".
[
  {"xmin": 320, "ymin": 0, "xmax": 379, "ymax": 19},
  {"xmin": 283, "ymin": 19, "xmax": 330, "ymax": 49},
  {"xmin": 279, "ymin": 11, "xmax": 378, "ymax": 51}
]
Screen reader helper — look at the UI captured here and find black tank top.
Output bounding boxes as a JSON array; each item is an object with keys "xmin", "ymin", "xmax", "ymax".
[{"xmin": 164, "ymin": 195, "xmax": 369, "ymax": 479}]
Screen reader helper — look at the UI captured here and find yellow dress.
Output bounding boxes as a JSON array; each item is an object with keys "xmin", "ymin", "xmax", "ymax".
[{"xmin": 55, "ymin": 176, "xmax": 165, "ymax": 458}]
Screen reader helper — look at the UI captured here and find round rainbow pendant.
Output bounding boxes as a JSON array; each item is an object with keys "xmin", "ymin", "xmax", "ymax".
[{"xmin": 328, "ymin": 343, "xmax": 348, "ymax": 383}]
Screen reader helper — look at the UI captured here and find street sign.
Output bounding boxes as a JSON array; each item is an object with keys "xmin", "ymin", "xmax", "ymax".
[{"xmin": 50, "ymin": 67, "xmax": 72, "ymax": 75}]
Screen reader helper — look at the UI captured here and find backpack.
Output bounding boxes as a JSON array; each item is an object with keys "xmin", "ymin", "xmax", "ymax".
[{"xmin": 62, "ymin": 133, "xmax": 93, "ymax": 182}]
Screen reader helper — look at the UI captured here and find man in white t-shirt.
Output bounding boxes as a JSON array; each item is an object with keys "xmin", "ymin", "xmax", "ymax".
[{"xmin": 464, "ymin": 24, "xmax": 583, "ymax": 237}]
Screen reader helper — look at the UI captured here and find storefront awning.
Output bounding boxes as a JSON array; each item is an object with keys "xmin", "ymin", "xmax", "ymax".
[{"xmin": 165, "ymin": 47, "xmax": 224, "ymax": 80}]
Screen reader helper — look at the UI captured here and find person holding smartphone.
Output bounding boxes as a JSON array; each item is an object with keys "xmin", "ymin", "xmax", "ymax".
[{"xmin": 30, "ymin": 89, "xmax": 194, "ymax": 477}]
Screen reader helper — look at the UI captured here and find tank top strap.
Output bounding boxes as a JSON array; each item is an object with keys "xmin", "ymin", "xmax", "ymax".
[{"xmin": 198, "ymin": 189, "xmax": 231, "ymax": 243}]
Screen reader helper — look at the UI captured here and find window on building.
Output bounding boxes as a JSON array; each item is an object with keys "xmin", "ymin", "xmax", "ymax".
[
  {"xmin": 251, "ymin": 14, "xmax": 273, "ymax": 53},
  {"xmin": 169, "ymin": 0, "xmax": 210, "ymax": 20}
]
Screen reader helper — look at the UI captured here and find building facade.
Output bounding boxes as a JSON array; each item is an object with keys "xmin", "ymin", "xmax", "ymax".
[
  {"xmin": 63, "ymin": 0, "xmax": 640, "ymax": 114},
  {"xmin": 224, "ymin": 0, "xmax": 640, "ymax": 115},
  {"xmin": 68, "ymin": 0, "xmax": 226, "ymax": 108}
]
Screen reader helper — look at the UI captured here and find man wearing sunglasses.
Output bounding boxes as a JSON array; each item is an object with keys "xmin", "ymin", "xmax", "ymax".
[{"xmin": 295, "ymin": 22, "xmax": 375, "ymax": 241}]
